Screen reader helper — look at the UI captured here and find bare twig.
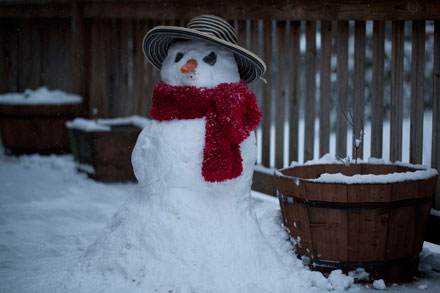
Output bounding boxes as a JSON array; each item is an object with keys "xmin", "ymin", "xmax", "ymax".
[{"xmin": 341, "ymin": 109, "xmax": 363, "ymax": 164}]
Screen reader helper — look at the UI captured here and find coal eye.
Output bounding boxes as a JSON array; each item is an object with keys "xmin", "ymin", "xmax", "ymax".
[
  {"xmin": 175, "ymin": 52, "xmax": 184, "ymax": 63},
  {"xmin": 203, "ymin": 51, "xmax": 217, "ymax": 66}
]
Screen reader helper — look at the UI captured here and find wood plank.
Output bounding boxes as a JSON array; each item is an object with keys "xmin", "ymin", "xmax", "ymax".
[
  {"xmin": 251, "ymin": 170, "xmax": 277, "ymax": 196},
  {"xmin": 235, "ymin": 20, "xmax": 247, "ymax": 49},
  {"xmin": 275, "ymin": 21, "xmax": 286, "ymax": 169},
  {"xmin": 133, "ymin": 19, "xmax": 148, "ymax": 117},
  {"xmin": 385, "ymin": 206, "xmax": 416, "ymax": 260},
  {"xmin": 251, "ymin": 20, "xmax": 263, "ymax": 159},
  {"xmin": 336, "ymin": 20, "xmax": 349, "ymax": 158},
  {"xmin": 143, "ymin": 20, "xmax": 155, "ymax": 118},
  {"xmin": 248, "ymin": 20, "xmax": 259, "ymax": 96},
  {"xmin": 45, "ymin": 20, "xmax": 72, "ymax": 92},
  {"xmin": 410, "ymin": 20, "xmax": 425, "ymax": 164},
  {"xmin": 283, "ymin": 202, "xmax": 314, "ymax": 257},
  {"xmin": 433, "ymin": 20, "xmax": 440, "ymax": 209},
  {"xmin": 319, "ymin": 21, "xmax": 332, "ymax": 158},
  {"xmin": 304, "ymin": 20, "xmax": 316, "ymax": 162},
  {"xmin": 107, "ymin": 19, "xmax": 122, "ymax": 117},
  {"xmin": 89, "ymin": 19, "xmax": 110, "ymax": 117},
  {"xmin": 0, "ymin": 3, "xmax": 72, "ymax": 19},
  {"xmin": 38, "ymin": 20, "xmax": 49, "ymax": 90},
  {"xmin": 17, "ymin": 20, "xmax": 33, "ymax": 91},
  {"xmin": 261, "ymin": 19, "xmax": 272, "ymax": 167},
  {"xmin": 371, "ymin": 20, "xmax": 385, "ymax": 159},
  {"xmin": 0, "ymin": 19, "xmax": 12, "ymax": 92},
  {"xmin": 353, "ymin": 21, "xmax": 366, "ymax": 160},
  {"xmin": 426, "ymin": 213, "xmax": 440, "ymax": 245},
  {"xmin": 289, "ymin": 21, "xmax": 300, "ymax": 163},
  {"xmin": 3, "ymin": 1, "xmax": 440, "ymax": 21},
  {"xmin": 118, "ymin": 19, "xmax": 132, "ymax": 116},
  {"xmin": 71, "ymin": 1, "xmax": 88, "ymax": 113},
  {"xmin": 390, "ymin": 21, "xmax": 405, "ymax": 162},
  {"xmin": 151, "ymin": 20, "xmax": 162, "ymax": 85},
  {"xmin": 30, "ymin": 20, "xmax": 42, "ymax": 89},
  {"xmin": 78, "ymin": 1, "xmax": 440, "ymax": 21},
  {"xmin": 309, "ymin": 207, "xmax": 348, "ymax": 261},
  {"xmin": 413, "ymin": 200, "xmax": 432, "ymax": 255},
  {"xmin": 348, "ymin": 209, "xmax": 389, "ymax": 262}
]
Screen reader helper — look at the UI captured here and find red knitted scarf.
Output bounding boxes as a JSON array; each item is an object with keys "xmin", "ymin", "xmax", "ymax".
[{"xmin": 151, "ymin": 81, "xmax": 262, "ymax": 182}]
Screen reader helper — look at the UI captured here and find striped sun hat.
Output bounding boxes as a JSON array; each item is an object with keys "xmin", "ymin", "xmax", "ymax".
[{"xmin": 143, "ymin": 15, "xmax": 266, "ymax": 84}]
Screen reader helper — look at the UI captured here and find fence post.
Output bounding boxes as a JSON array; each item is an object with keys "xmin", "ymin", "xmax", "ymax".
[
  {"xmin": 390, "ymin": 21, "xmax": 404, "ymax": 163},
  {"xmin": 71, "ymin": 0, "xmax": 88, "ymax": 115},
  {"xmin": 304, "ymin": 20, "xmax": 316, "ymax": 162},
  {"xmin": 353, "ymin": 21, "xmax": 366, "ymax": 160},
  {"xmin": 371, "ymin": 20, "xmax": 385, "ymax": 159},
  {"xmin": 336, "ymin": 21, "xmax": 349, "ymax": 158},
  {"xmin": 433, "ymin": 20, "xmax": 440, "ymax": 209},
  {"xmin": 410, "ymin": 20, "xmax": 425, "ymax": 165},
  {"xmin": 319, "ymin": 21, "xmax": 332, "ymax": 158}
]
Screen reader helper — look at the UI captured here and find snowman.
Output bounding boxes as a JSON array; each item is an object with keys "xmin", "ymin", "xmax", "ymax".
[{"xmin": 65, "ymin": 15, "xmax": 303, "ymax": 292}]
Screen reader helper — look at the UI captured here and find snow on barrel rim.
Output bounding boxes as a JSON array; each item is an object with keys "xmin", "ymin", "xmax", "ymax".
[
  {"xmin": 276, "ymin": 153, "xmax": 439, "ymax": 185},
  {"xmin": 66, "ymin": 116, "xmax": 150, "ymax": 133},
  {"xmin": 0, "ymin": 87, "xmax": 83, "ymax": 105}
]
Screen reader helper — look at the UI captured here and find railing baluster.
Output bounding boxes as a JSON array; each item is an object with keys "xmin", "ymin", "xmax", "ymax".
[
  {"xmin": 261, "ymin": 19, "xmax": 272, "ymax": 167},
  {"xmin": 304, "ymin": 20, "xmax": 316, "ymax": 162},
  {"xmin": 371, "ymin": 20, "xmax": 385, "ymax": 159},
  {"xmin": 433, "ymin": 20, "xmax": 440, "ymax": 209},
  {"xmin": 353, "ymin": 21, "xmax": 366, "ymax": 160},
  {"xmin": 410, "ymin": 20, "xmax": 425, "ymax": 164},
  {"xmin": 336, "ymin": 20, "xmax": 349, "ymax": 158},
  {"xmin": 390, "ymin": 21, "xmax": 405, "ymax": 162},
  {"xmin": 275, "ymin": 21, "xmax": 286, "ymax": 169},
  {"xmin": 319, "ymin": 20, "xmax": 332, "ymax": 158},
  {"xmin": 289, "ymin": 21, "xmax": 301, "ymax": 164}
]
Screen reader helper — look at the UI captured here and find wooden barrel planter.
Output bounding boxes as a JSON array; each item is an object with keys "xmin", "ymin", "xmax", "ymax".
[
  {"xmin": 0, "ymin": 88, "xmax": 83, "ymax": 155},
  {"xmin": 67, "ymin": 116, "xmax": 148, "ymax": 182},
  {"xmin": 275, "ymin": 163, "xmax": 439, "ymax": 283}
]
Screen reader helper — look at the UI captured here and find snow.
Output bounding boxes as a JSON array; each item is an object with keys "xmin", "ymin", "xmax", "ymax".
[
  {"xmin": 66, "ymin": 118, "xmax": 111, "ymax": 132},
  {"xmin": 328, "ymin": 270, "xmax": 355, "ymax": 291},
  {"xmin": 0, "ymin": 87, "xmax": 82, "ymax": 105},
  {"xmin": 431, "ymin": 209, "xmax": 440, "ymax": 217},
  {"xmin": 373, "ymin": 279, "xmax": 386, "ymax": 290},
  {"xmin": 349, "ymin": 268, "xmax": 370, "ymax": 282},
  {"xmin": 281, "ymin": 154, "xmax": 439, "ymax": 184},
  {"xmin": 418, "ymin": 284, "xmax": 428, "ymax": 290},
  {"xmin": 313, "ymin": 169, "xmax": 437, "ymax": 184},
  {"xmin": 66, "ymin": 116, "xmax": 149, "ymax": 132},
  {"xmin": 1, "ymin": 146, "xmax": 440, "ymax": 292}
]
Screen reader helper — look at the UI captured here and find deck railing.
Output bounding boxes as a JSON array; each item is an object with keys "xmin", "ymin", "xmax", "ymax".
[{"xmin": 0, "ymin": 0, "xmax": 439, "ymax": 207}]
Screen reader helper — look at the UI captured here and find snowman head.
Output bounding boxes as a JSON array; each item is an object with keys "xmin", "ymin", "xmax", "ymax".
[
  {"xmin": 143, "ymin": 15, "xmax": 266, "ymax": 85},
  {"xmin": 160, "ymin": 40, "xmax": 240, "ymax": 88}
]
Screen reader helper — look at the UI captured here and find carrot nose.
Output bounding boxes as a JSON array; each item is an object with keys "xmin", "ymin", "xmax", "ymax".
[{"xmin": 181, "ymin": 59, "xmax": 198, "ymax": 73}]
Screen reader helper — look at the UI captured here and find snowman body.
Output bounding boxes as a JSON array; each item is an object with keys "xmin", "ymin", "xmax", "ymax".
[{"xmin": 65, "ymin": 41, "xmax": 296, "ymax": 292}]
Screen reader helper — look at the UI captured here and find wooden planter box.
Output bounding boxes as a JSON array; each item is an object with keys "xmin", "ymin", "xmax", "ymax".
[
  {"xmin": 67, "ymin": 117, "xmax": 147, "ymax": 182},
  {"xmin": 0, "ymin": 103, "xmax": 82, "ymax": 155},
  {"xmin": 275, "ymin": 163, "xmax": 438, "ymax": 283}
]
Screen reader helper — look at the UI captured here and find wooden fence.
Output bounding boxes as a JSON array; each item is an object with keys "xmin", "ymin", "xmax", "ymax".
[{"xmin": 0, "ymin": 0, "xmax": 440, "ymax": 207}]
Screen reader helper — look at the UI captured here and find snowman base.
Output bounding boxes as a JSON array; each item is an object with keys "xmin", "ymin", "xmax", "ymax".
[{"xmin": 63, "ymin": 119, "xmax": 315, "ymax": 292}]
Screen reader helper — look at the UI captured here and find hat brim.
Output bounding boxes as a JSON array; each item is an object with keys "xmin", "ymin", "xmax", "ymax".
[{"xmin": 143, "ymin": 26, "xmax": 266, "ymax": 84}]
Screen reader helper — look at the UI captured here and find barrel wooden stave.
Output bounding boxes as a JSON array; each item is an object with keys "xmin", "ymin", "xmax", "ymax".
[
  {"xmin": 277, "ymin": 163, "xmax": 438, "ymax": 283},
  {"xmin": 0, "ymin": 103, "xmax": 81, "ymax": 154}
]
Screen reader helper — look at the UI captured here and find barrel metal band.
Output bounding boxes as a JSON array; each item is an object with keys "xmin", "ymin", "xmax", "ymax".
[
  {"xmin": 279, "ymin": 192, "xmax": 431, "ymax": 210},
  {"xmin": 308, "ymin": 255, "xmax": 419, "ymax": 270}
]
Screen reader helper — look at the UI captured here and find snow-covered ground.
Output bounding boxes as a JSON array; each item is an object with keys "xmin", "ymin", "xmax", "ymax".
[{"xmin": 0, "ymin": 143, "xmax": 440, "ymax": 292}]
